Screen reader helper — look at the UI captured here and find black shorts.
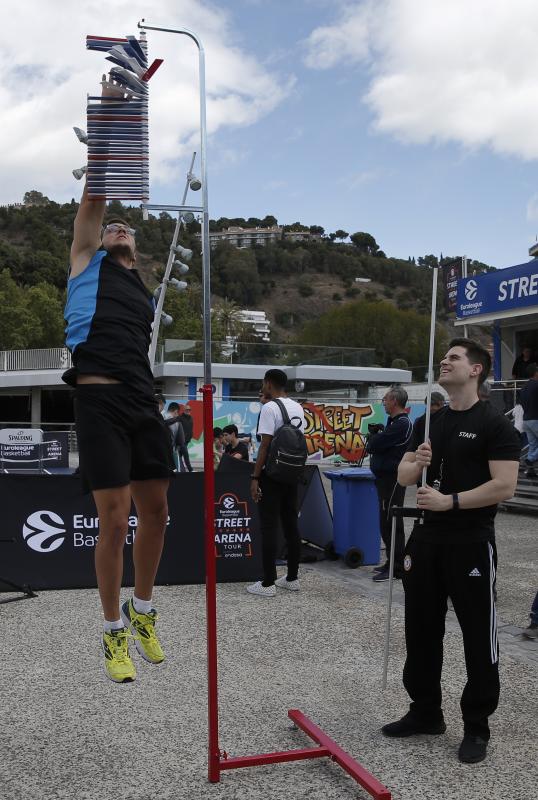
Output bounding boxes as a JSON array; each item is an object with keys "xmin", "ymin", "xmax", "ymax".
[{"xmin": 74, "ymin": 384, "xmax": 174, "ymax": 492}]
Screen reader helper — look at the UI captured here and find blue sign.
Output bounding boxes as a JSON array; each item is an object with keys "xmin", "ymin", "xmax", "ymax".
[{"xmin": 456, "ymin": 260, "xmax": 538, "ymax": 319}]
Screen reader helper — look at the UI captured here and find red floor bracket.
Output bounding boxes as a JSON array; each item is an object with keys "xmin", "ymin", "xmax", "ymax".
[{"xmin": 217, "ymin": 709, "xmax": 391, "ymax": 799}]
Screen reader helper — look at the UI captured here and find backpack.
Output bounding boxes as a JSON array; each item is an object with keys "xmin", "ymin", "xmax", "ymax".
[{"xmin": 264, "ymin": 398, "xmax": 308, "ymax": 484}]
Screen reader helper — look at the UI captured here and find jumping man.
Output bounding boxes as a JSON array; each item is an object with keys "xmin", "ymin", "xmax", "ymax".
[{"xmin": 63, "ymin": 179, "xmax": 173, "ymax": 682}]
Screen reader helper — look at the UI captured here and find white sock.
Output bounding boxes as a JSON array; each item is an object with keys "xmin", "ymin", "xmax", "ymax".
[
  {"xmin": 104, "ymin": 618, "xmax": 124, "ymax": 633},
  {"xmin": 133, "ymin": 595, "xmax": 152, "ymax": 614}
]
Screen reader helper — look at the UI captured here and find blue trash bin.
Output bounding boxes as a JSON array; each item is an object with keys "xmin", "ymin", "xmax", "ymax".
[{"xmin": 325, "ymin": 467, "xmax": 380, "ymax": 568}]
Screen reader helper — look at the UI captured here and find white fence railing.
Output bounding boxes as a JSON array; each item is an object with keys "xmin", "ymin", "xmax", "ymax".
[{"xmin": 0, "ymin": 348, "xmax": 72, "ymax": 371}]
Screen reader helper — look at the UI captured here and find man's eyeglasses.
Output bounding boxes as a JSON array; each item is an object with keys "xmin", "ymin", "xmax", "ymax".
[{"xmin": 103, "ymin": 223, "xmax": 136, "ymax": 236}]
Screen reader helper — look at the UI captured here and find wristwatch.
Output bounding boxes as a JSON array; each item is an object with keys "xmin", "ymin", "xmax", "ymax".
[{"xmin": 452, "ymin": 493, "xmax": 459, "ymax": 510}]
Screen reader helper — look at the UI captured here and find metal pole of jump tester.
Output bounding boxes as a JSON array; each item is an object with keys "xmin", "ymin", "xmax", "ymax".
[
  {"xmin": 137, "ymin": 21, "xmax": 219, "ymax": 783},
  {"xmin": 148, "ymin": 151, "xmax": 196, "ymax": 369},
  {"xmin": 382, "ymin": 266, "xmax": 438, "ymax": 689}
]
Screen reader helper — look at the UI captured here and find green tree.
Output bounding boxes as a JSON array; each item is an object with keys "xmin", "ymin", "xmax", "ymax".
[
  {"xmin": 350, "ymin": 232, "xmax": 379, "ymax": 255},
  {"xmin": 0, "ymin": 269, "xmax": 40, "ymax": 349},
  {"xmin": 334, "ymin": 229, "xmax": 349, "ymax": 241},
  {"xmin": 23, "ymin": 190, "xmax": 50, "ymax": 206}
]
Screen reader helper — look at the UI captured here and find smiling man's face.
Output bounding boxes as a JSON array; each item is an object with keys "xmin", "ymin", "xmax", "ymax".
[{"xmin": 439, "ymin": 345, "xmax": 482, "ymax": 387}]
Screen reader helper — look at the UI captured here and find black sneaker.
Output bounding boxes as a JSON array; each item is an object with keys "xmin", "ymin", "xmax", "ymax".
[
  {"xmin": 373, "ymin": 563, "xmax": 389, "ymax": 573},
  {"xmin": 382, "ymin": 712, "xmax": 446, "ymax": 737},
  {"xmin": 458, "ymin": 735, "xmax": 488, "ymax": 763},
  {"xmin": 523, "ymin": 623, "xmax": 538, "ymax": 640},
  {"xmin": 373, "ymin": 568, "xmax": 390, "ymax": 582}
]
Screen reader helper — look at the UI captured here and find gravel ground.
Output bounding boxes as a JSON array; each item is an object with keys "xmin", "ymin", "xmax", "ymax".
[{"xmin": 0, "ymin": 476, "xmax": 536, "ymax": 800}]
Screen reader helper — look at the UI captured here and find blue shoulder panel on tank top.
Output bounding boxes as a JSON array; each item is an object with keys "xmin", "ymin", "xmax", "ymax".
[{"xmin": 64, "ymin": 250, "xmax": 105, "ymax": 352}]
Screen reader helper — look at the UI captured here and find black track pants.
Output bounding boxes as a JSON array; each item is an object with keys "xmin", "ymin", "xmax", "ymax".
[
  {"xmin": 258, "ymin": 474, "xmax": 301, "ymax": 586},
  {"xmin": 375, "ymin": 475, "xmax": 405, "ymax": 571},
  {"xmin": 402, "ymin": 534, "xmax": 499, "ymax": 740}
]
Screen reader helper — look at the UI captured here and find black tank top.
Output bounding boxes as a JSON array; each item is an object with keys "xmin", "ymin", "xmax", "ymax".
[{"xmin": 63, "ymin": 250, "xmax": 155, "ymax": 396}]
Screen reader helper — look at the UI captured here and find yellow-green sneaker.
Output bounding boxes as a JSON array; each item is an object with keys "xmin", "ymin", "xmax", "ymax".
[
  {"xmin": 102, "ymin": 628, "xmax": 136, "ymax": 683},
  {"xmin": 121, "ymin": 599, "xmax": 165, "ymax": 664}
]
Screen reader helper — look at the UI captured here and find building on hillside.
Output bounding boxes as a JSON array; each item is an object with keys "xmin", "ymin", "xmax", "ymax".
[
  {"xmin": 199, "ymin": 226, "xmax": 323, "ymax": 249},
  {"xmin": 237, "ymin": 310, "xmax": 270, "ymax": 341}
]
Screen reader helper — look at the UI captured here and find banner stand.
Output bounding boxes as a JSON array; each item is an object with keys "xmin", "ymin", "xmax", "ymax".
[{"xmin": 0, "ymin": 538, "xmax": 38, "ymax": 605}]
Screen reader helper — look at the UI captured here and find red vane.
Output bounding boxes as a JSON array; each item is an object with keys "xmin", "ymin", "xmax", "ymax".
[{"xmin": 142, "ymin": 59, "xmax": 164, "ymax": 81}]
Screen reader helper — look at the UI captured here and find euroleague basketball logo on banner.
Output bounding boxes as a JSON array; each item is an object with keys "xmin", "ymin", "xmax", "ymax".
[
  {"xmin": 214, "ymin": 493, "xmax": 253, "ymax": 559},
  {"xmin": 23, "ymin": 510, "xmax": 66, "ymax": 553}
]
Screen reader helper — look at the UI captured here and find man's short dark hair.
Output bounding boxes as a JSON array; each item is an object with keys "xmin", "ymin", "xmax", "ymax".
[
  {"xmin": 527, "ymin": 362, "xmax": 538, "ymax": 378},
  {"xmin": 168, "ymin": 402, "xmax": 180, "ymax": 412},
  {"xmin": 449, "ymin": 337, "xmax": 491, "ymax": 386},
  {"xmin": 222, "ymin": 424, "xmax": 238, "ymax": 436},
  {"xmin": 427, "ymin": 391, "xmax": 445, "ymax": 406},
  {"xmin": 264, "ymin": 368, "xmax": 287, "ymax": 389},
  {"xmin": 213, "ymin": 427, "xmax": 223, "ymax": 438},
  {"xmin": 103, "ymin": 217, "xmax": 133, "ymax": 230}
]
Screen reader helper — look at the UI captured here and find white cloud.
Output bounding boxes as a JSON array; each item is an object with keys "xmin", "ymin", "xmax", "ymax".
[
  {"xmin": 0, "ymin": 0, "xmax": 292, "ymax": 203},
  {"xmin": 526, "ymin": 194, "xmax": 538, "ymax": 222},
  {"xmin": 304, "ymin": 0, "xmax": 538, "ymax": 160}
]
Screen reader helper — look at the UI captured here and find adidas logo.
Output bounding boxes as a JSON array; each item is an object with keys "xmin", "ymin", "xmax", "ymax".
[{"xmin": 469, "ymin": 568, "xmax": 481, "ymax": 577}]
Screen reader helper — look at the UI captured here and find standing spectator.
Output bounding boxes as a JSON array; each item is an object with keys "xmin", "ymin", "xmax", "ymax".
[
  {"xmin": 248, "ymin": 369, "xmax": 305, "ymax": 597},
  {"xmin": 384, "ymin": 338, "xmax": 520, "ymax": 764},
  {"xmin": 512, "ymin": 346, "xmax": 535, "ymax": 381},
  {"xmin": 165, "ymin": 402, "xmax": 186, "ymax": 472},
  {"xmin": 178, "ymin": 404, "xmax": 194, "ymax": 473},
  {"xmin": 519, "ymin": 363, "xmax": 538, "ymax": 478},
  {"xmin": 366, "ymin": 386, "xmax": 413, "ymax": 582},
  {"xmin": 222, "ymin": 424, "xmax": 249, "ymax": 460},
  {"xmin": 213, "ymin": 427, "xmax": 224, "ymax": 470},
  {"xmin": 156, "ymin": 394, "xmax": 166, "ymax": 417},
  {"xmin": 523, "ymin": 592, "xmax": 538, "ymax": 640}
]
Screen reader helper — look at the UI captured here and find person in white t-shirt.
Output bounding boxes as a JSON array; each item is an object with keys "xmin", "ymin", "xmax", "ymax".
[{"xmin": 247, "ymin": 368, "xmax": 306, "ymax": 597}]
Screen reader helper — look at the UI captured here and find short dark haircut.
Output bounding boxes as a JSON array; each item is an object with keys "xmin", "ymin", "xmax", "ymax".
[
  {"xmin": 103, "ymin": 217, "xmax": 133, "ymax": 230},
  {"xmin": 168, "ymin": 402, "xmax": 180, "ymax": 412},
  {"xmin": 264, "ymin": 368, "xmax": 287, "ymax": 389},
  {"xmin": 213, "ymin": 427, "xmax": 223, "ymax": 438},
  {"xmin": 527, "ymin": 362, "xmax": 538, "ymax": 378},
  {"xmin": 427, "ymin": 391, "xmax": 445, "ymax": 406},
  {"xmin": 222, "ymin": 424, "xmax": 238, "ymax": 436},
  {"xmin": 448, "ymin": 337, "xmax": 491, "ymax": 386}
]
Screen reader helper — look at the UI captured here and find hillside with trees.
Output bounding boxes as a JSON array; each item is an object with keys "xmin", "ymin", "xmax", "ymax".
[{"xmin": 0, "ymin": 192, "xmax": 493, "ymax": 367}]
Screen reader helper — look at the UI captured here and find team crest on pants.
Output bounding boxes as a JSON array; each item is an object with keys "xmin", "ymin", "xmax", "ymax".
[{"xmin": 404, "ymin": 555, "xmax": 412, "ymax": 572}]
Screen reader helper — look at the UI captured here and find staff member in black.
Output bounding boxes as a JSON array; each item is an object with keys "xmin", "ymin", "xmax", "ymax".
[
  {"xmin": 382, "ymin": 338, "xmax": 520, "ymax": 764},
  {"xmin": 366, "ymin": 386, "xmax": 413, "ymax": 581}
]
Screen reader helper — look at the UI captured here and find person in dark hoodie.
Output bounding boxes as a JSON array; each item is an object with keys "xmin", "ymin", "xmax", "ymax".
[
  {"xmin": 178, "ymin": 404, "xmax": 194, "ymax": 472},
  {"xmin": 366, "ymin": 386, "xmax": 413, "ymax": 581}
]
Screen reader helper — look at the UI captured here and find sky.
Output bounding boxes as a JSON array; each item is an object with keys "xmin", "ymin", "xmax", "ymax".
[{"xmin": 2, "ymin": 0, "xmax": 538, "ymax": 268}]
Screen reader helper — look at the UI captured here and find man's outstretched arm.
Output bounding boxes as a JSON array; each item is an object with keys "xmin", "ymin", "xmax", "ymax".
[{"xmin": 70, "ymin": 184, "xmax": 105, "ymax": 278}]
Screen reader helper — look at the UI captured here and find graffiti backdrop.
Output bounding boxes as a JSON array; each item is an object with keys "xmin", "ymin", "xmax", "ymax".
[{"xmin": 164, "ymin": 400, "xmax": 426, "ymax": 464}]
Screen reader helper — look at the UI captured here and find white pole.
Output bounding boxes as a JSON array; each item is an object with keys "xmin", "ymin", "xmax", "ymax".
[
  {"xmin": 148, "ymin": 153, "xmax": 196, "ymax": 369},
  {"xmin": 422, "ymin": 266, "xmax": 439, "ymax": 488},
  {"xmin": 462, "ymin": 255, "xmax": 468, "ymax": 339}
]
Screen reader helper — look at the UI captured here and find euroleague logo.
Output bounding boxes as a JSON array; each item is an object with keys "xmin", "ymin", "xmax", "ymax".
[
  {"xmin": 22, "ymin": 510, "xmax": 66, "ymax": 553},
  {"xmin": 464, "ymin": 279, "xmax": 478, "ymax": 301},
  {"xmin": 222, "ymin": 495, "xmax": 236, "ymax": 510}
]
